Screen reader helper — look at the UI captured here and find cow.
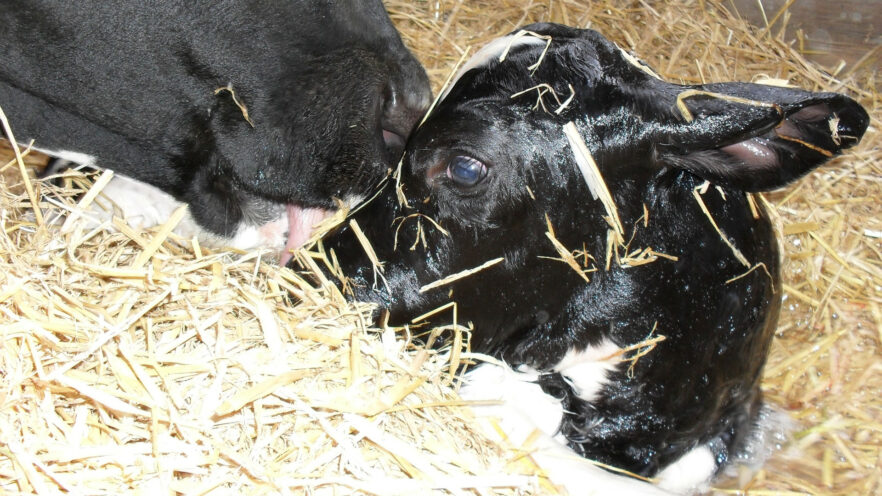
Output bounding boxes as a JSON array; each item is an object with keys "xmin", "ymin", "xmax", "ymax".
[
  {"xmin": 318, "ymin": 23, "xmax": 869, "ymax": 494},
  {"xmin": 0, "ymin": 0, "xmax": 431, "ymax": 265}
]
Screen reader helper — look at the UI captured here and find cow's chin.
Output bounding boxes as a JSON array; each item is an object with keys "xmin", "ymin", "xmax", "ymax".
[
  {"xmin": 277, "ymin": 204, "xmax": 335, "ymax": 266},
  {"xmin": 77, "ymin": 171, "xmax": 343, "ymax": 264}
]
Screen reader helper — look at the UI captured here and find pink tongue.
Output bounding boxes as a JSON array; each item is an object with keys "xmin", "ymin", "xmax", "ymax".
[{"xmin": 280, "ymin": 204, "xmax": 332, "ymax": 266}]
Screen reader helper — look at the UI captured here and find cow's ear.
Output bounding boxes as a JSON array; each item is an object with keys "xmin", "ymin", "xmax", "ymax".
[{"xmin": 656, "ymin": 83, "xmax": 869, "ymax": 192}]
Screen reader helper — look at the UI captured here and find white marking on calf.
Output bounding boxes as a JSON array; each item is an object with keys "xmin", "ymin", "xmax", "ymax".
[
  {"xmin": 462, "ymin": 360, "xmax": 673, "ymax": 496},
  {"xmin": 459, "ymin": 361, "xmax": 564, "ymax": 441},
  {"xmin": 553, "ymin": 338, "xmax": 622, "ymax": 402},
  {"xmin": 439, "ymin": 35, "xmax": 547, "ymax": 101},
  {"xmin": 655, "ymin": 446, "xmax": 716, "ymax": 494}
]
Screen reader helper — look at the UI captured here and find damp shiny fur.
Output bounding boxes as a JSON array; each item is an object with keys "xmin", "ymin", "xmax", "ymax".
[{"xmin": 320, "ymin": 24, "xmax": 868, "ymax": 493}]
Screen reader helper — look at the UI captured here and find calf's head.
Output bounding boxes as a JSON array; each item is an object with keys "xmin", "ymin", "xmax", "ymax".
[
  {"xmin": 318, "ymin": 23, "xmax": 868, "ymax": 475},
  {"xmin": 323, "ymin": 23, "xmax": 867, "ymax": 355}
]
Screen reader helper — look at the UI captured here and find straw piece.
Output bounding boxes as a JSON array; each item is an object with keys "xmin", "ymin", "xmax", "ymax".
[
  {"xmin": 213, "ymin": 84, "xmax": 254, "ymax": 127},
  {"xmin": 131, "ymin": 205, "xmax": 188, "ymax": 269},
  {"xmin": 419, "ymin": 257, "xmax": 504, "ymax": 293},
  {"xmin": 675, "ymin": 89, "xmax": 782, "ymax": 122},
  {"xmin": 60, "ymin": 169, "xmax": 114, "ymax": 233},
  {"xmin": 349, "ymin": 218, "xmax": 384, "ymax": 275},
  {"xmin": 498, "ymin": 30, "xmax": 553, "ymax": 72},
  {"xmin": 544, "ymin": 214, "xmax": 592, "ymax": 282},
  {"xmin": 214, "ymin": 370, "xmax": 313, "ymax": 417},
  {"xmin": 0, "ymin": 105, "xmax": 42, "ymax": 225},
  {"xmin": 55, "ymin": 374, "xmax": 146, "ymax": 416},
  {"xmin": 692, "ymin": 183, "xmax": 751, "ymax": 267},
  {"xmin": 563, "ymin": 121, "xmax": 625, "ymax": 237}
]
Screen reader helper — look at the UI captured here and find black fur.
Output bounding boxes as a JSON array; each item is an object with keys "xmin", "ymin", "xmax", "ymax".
[
  {"xmin": 318, "ymin": 23, "xmax": 868, "ymax": 480},
  {"xmin": 0, "ymin": 0, "xmax": 431, "ymax": 238}
]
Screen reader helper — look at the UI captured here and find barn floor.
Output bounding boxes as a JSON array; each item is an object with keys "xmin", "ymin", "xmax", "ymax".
[{"xmin": 1, "ymin": 0, "xmax": 880, "ymax": 495}]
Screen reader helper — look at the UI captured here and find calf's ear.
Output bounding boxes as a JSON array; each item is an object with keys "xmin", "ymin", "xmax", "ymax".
[{"xmin": 656, "ymin": 82, "xmax": 869, "ymax": 192}]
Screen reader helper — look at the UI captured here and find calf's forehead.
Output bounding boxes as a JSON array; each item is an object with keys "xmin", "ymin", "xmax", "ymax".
[{"xmin": 440, "ymin": 35, "xmax": 549, "ymax": 101}]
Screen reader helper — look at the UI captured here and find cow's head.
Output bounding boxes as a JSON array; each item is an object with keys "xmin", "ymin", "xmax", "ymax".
[{"xmin": 184, "ymin": 0, "xmax": 432, "ymax": 261}]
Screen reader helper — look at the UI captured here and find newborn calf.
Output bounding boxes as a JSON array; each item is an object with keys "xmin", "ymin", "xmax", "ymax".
[
  {"xmin": 321, "ymin": 23, "xmax": 868, "ymax": 494},
  {"xmin": 0, "ymin": 1, "xmax": 430, "ymax": 264}
]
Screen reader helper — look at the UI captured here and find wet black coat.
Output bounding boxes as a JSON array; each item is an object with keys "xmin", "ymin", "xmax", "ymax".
[{"xmin": 320, "ymin": 24, "xmax": 868, "ymax": 476}]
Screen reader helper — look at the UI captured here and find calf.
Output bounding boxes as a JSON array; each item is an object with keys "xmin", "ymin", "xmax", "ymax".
[
  {"xmin": 0, "ymin": 0, "xmax": 431, "ymax": 264},
  {"xmin": 319, "ymin": 24, "xmax": 869, "ymax": 494}
]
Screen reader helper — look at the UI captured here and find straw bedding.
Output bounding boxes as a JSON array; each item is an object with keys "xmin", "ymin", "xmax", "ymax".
[{"xmin": 1, "ymin": 1, "xmax": 879, "ymax": 494}]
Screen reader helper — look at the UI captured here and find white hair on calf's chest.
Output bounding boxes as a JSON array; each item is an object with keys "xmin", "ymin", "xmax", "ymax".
[
  {"xmin": 458, "ymin": 340, "xmax": 723, "ymax": 494},
  {"xmin": 459, "ymin": 340, "xmax": 674, "ymax": 495},
  {"xmin": 553, "ymin": 338, "xmax": 623, "ymax": 402},
  {"xmin": 459, "ymin": 339, "xmax": 624, "ymax": 444}
]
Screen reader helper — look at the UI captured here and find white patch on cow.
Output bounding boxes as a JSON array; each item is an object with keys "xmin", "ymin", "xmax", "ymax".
[
  {"xmin": 96, "ymin": 173, "xmax": 190, "ymax": 230},
  {"xmin": 32, "ymin": 147, "xmax": 97, "ymax": 168},
  {"xmin": 226, "ymin": 213, "xmax": 288, "ymax": 252},
  {"xmin": 461, "ymin": 361, "xmax": 673, "ymax": 496},
  {"xmin": 440, "ymin": 35, "xmax": 547, "ymax": 101},
  {"xmin": 655, "ymin": 445, "xmax": 716, "ymax": 494},
  {"xmin": 72, "ymin": 172, "xmax": 290, "ymax": 256},
  {"xmin": 553, "ymin": 338, "xmax": 622, "ymax": 402}
]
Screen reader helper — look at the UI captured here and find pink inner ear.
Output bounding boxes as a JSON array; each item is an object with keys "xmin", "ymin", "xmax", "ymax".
[
  {"xmin": 721, "ymin": 138, "xmax": 778, "ymax": 168},
  {"xmin": 790, "ymin": 103, "xmax": 830, "ymax": 122}
]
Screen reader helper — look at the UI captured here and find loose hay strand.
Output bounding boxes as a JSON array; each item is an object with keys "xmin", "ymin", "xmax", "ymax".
[
  {"xmin": 692, "ymin": 182, "xmax": 751, "ymax": 267},
  {"xmin": 0, "ymin": 105, "xmax": 42, "ymax": 225},
  {"xmin": 544, "ymin": 213, "xmax": 592, "ymax": 283},
  {"xmin": 419, "ymin": 257, "xmax": 505, "ymax": 294},
  {"xmin": 214, "ymin": 370, "xmax": 313, "ymax": 418},
  {"xmin": 214, "ymin": 84, "xmax": 254, "ymax": 127},
  {"xmin": 498, "ymin": 30, "xmax": 553, "ymax": 72},
  {"xmin": 563, "ymin": 121, "xmax": 625, "ymax": 237},
  {"xmin": 131, "ymin": 205, "xmax": 188, "ymax": 268},
  {"xmin": 675, "ymin": 89, "xmax": 782, "ymax": 123},
  {"xmin": 59, "ymin": 169, "xmax": 115, "ymax": 233}
]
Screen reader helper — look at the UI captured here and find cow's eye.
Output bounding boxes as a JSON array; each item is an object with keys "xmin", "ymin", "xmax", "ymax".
[{"xmin": 447, "ymin": 156, "xmax": 488, "ymax": 187}]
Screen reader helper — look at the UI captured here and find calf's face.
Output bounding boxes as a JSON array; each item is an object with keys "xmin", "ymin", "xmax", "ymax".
[{"xmin": 320, "ymin": 23, "xmax": 868, "ymax": 482}]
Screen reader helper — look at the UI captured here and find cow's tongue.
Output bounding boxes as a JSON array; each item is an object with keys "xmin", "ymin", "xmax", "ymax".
[{"xmin": 280, "ymin": 204, "xmax": 332, "ymax": 266}]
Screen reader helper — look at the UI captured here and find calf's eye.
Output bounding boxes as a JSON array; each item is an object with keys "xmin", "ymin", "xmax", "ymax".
[{"xmin": 447, "ymin": 155, "xmax": 488, "ymax": 187}]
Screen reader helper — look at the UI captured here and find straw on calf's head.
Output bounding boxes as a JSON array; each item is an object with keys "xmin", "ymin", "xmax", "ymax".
[{"xmin": 318, "ymin": 22, "xmax": 869, "ymax": 488}]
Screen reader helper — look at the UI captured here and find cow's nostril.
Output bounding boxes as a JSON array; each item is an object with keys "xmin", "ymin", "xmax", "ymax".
[
  {"xmin": 381, "ymin": 82, "xmax": 431, "ymax": 145},
  {"xmin": 382, "ymin": 129, "xmax": 406, "ymax": 154}
]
